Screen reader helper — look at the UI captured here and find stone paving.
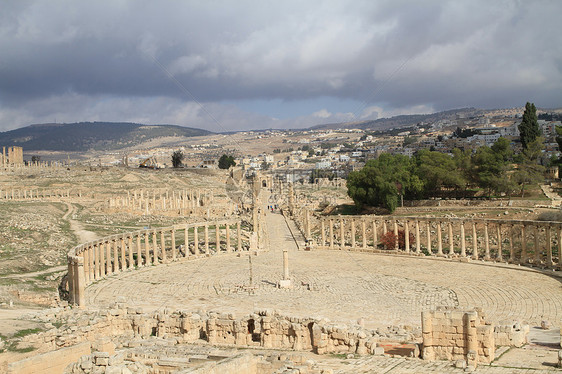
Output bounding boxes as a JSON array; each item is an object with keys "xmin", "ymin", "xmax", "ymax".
[{"xmin": 87, "ymin": 210, "xmax": 562, "ymax": 330}]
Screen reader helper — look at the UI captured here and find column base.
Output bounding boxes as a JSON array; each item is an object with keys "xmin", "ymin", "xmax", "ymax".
[{"xmin": 278, "ymin": 279, "xmax": 292, "ymax": 289}]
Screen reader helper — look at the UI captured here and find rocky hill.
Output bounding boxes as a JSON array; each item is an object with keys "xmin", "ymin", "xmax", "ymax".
[{"xmin": 0, "ymin": 122, "xmax": 211, "ymax": 151}]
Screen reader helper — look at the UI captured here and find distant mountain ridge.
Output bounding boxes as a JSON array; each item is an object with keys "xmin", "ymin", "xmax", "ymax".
[
  {"xmin": 0, "ymin": 122, "xmax": 211, "ymax": 151},
  {"xmin": 307, "ymin": 108, "xmax": 485, "ymax": 131}
]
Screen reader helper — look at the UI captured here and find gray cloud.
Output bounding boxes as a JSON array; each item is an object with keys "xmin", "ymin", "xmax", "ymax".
[{"xmin": 0, "ymin": 0, "xmax": 560, "ymax": 132}]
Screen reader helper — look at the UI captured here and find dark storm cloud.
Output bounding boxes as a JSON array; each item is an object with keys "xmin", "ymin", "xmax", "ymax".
[{"xmin": 0, "ymin": 0, "xmax": 560, "ymax": 131}]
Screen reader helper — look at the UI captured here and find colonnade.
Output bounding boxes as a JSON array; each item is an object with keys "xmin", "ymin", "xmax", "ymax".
[
  {"xmin": 107, "ymin": 189, "xmax": 212, "ymax": 214},
  {"xmin": 313, "ymin": 215, "xmax": 562, "ymax": 270},
  {"xmin": 0, "ymin": 161, "xmax": 65, "ymax": 169},
  {"xmin": 67, "ymin": 220, "xmax": 249, "ymax": 307},
  {"xmin": 0, "ymin": 188, "xmax": 80, "ymax": 200}
]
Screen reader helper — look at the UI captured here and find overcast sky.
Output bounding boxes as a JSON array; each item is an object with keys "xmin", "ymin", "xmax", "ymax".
[{"xmin": 1, "ymin": 1, "xmax": 561, "ymax": 132}]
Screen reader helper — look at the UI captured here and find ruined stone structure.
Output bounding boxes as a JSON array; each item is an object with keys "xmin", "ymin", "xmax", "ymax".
[
  {"xmin": 9, "ymin": 307, "xmax": 385, "ymax": 373},
  {"xmin": 306, "ymin": 214, "xmax": 562, "ymax": 270},
  {"xmin": 0, "ymin": 187, "xmax": 81, "ymax": 200},
  {"xmin": 67, "ymin": 219, "xmax": 252, "ymax": 307},
  {"xmin": 1, "ymin": 146, "xmax": 23, "ymax": 166},
  {"xmin": 106, "ymin": 188, "xmax": 222, "ymax": 216},
  {"xmin": 422, "ymin": 308, "xmax": 494, "ymax": 368}
]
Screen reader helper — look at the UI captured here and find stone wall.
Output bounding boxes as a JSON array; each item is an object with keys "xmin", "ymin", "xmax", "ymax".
[
  {"xmin": 19, "ymin": 307, "xmax": 383, "ymax": 362},
  {"xmin": 421, "ymin": 308, "xmax": 494, "ymax": 368},
  {"xmin": 7, "ymin": 342, "xmax": 91, "ymax": 374},
  {"xmin": 1, "ymin": 146, "xmax": 23, "ymax": 166}
]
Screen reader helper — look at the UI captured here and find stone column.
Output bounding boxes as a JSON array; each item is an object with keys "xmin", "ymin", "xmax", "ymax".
[
  {"xmin": 204, "ymin": 224, "xmax": 209, "ymax": 254},
  {"xmin": 152, "ymin": 232, "xmax": 158, "ymax": 265},
  {"xmin": 426, "ymin": 221, "xmax": 432, "ymax": 254},
  {"xmin": 160, "ymin": 230, "xmax": 166, "ymax": 263},
  {"xmin": 460, "ymin": 221, "xmax": 466, "ymax": 257},
  {"xmin": 136, "ymin": 235, "xmax": 142, "ymax": 266},
  {"xmin": 144, "ymin": 232, "xmax": 150, "ymax": 265},
  {"xmin": 509, "ymin": 225, "xmax": 515, "ymax": 263},
  {"xmin": 226, "ymin": 224, "xmax": 231, "ymax": 252},
  {"xmin": 362, "ymin": 220, "xmax": 367, "ymax": 249},
  {"xmin": 351, "ymin": 219, "xmax": 356, "ymax": 249},
  {"xmin": 83, "ymin": 248, "xmax": 90, "ymax": 283},
  {"xmin": 93, "ymin": 244, "xmax": 100, "ymax": 279},
  {"xmin": 194, "ymin": 226, "xmax": 199, "ymax": 255},
  {"xmin": 437, "ymin": 221, "xmax": 443, "ymax": 256},
  {"xmin": 339, "ymin": 216, "xmax": 345, "ymax": 249},
  {"xmin": 484, "ymin": 223, "xmax": 490, "ymax": 260},
  {"xmin": 534, "ymin": 225, "xmax": 540, "ymax": 264},
  {"xmin": 237, "ymin": 221, "xmax": 242, "ymax": 251},
  {"xmin": 405, "ymin": 220, "xmax": 410, "ymax": 253},
  {"xmin": 448, "ymin": 221, "xmax": 454, "ymax": 255},
  {"xmin": 120, "ymin": 237, "xmax": 126, "ymax": 271},
  {"xmin": 67, "ymin": 256, "xmax": 75, "ymax": 304},
  {"xmin": 75, "ymin": 256, "xmax": 86, "ymax": 308},
  {"xmin": 279, "ymin": 249, "xmax": 291, "ymax": 288},
  {"xmin": 305, "ymin": 209, "xmax": 311, "ymax": 240},
  {"xmin": 100, "ymin": 241, "xmax": 106, "ymax": 277},
  {"xmin": 521, "ymin": 225, "xmax": 528, "ymax": 264},
  {"xmin": 283, "ymin": 250, "xmax": 289, "ymax": 280},
  {"xmin": 321, "ymin": 220, "xmax": 326, "ymax": 248},
  {"xmin": 171, "ymin": 229, "xmax": 177, "ymax": 260},
  {"xmin": 383, "ymin": 220, "xmax": 387, "ymax": 235},
  {"xmin": 113, "ymin": 239, "xmax": 119, "ymax": 272},
  {"xmin": 329, "ymin": 219, "xmax": 334, "ymax": 249},
  {"xmin": 127, "ymin": 236, "xmax": 133, "ymax": 269},
  {"xmin": 106, "ymin": 241, "xmax": 113, "ymax": 275},
  {"xmin": 215, "ymin": 223, "xmax": 221, "ymax": 252},
  {"xmin": 393, "ymin": 220, "xmax": 399, "ymax": 250},
  {"xmin": 496, "ymin": 224, "xmax": 503, "ymax": 261},
  {"xmin": 546, "ymin": 226, "xmax": 553, "ymax": 267},
  {"xmin": 415, "ymin": 220, "xmax": 421, "ymax": 254},
  {"xmin": 373, "ymin": 220, "xmax": 378, "ymax": 249},
  {"xmin": 90, "ymin": 244, "xmax": 100, "ymax": 281},
  {"xmin": 464, "ymin": 311, "xmax": 478, "ymax": 369}
]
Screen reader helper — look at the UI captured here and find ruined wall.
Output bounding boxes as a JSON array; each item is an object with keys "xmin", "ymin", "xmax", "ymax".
[
  {"xmin": 7, "ymin": 342, "xmax": 91, "ymax": 374},
  {"xmin": 421, "ymin": 308, "xmax": 494, "ymax": 367},
  {"xmin": 1, "ymin": 146, "xmax": 23, "ymax": 166},
  {"xmin": 19, "ymin": 307, "xmax": 382, "ymax": 359}
]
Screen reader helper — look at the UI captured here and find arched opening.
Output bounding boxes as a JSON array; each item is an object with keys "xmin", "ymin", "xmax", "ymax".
[
  {"xmin": 248, "ymin": 319, "xmax": 260, "ymax": 342},
  {"xmin": 308, "ymin": 322, "xmax": 316, "ymax": 353}
]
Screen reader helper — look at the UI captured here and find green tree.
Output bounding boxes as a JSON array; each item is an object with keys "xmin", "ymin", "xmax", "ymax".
[
  {"xmin": 518, "ymin": 102, "xmax": 541, "ymax": 149},
  {"xmin": 171, "ymin": 150, "xmax": 184, "ymax": 168},
  {"xmin": 347, "ymin": 153, "xmax": 423, "ymax": 213},
  {"xmin": 472, "ymin": 139, "xmax": 516, "ymax": 197},
  {"xmin": 512, "ymin": 137, "xmax": 545, "ymax": 197},
  {"xmin": 218, "ymin": 154, "xmax": 236, "ymax": 169},
  {"xmin": 414, "ymin": 149, "xmax": 465, "ymax": 197}
]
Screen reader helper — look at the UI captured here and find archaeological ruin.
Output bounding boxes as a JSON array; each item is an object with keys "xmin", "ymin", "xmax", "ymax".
[{"xmin": 1, "ymin": 164, "xmax": 561, "ymax": 373}]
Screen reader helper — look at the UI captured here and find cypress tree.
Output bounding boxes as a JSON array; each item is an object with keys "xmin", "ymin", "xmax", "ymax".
[{"xmin": 518, "ymin": 102, "xmax": 540, "ymax": 149}]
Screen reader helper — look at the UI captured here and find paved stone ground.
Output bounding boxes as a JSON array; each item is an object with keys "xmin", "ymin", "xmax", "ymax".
[{"xmin": 87, "ymin": 210, "xmax": 562, "ymax": 330}]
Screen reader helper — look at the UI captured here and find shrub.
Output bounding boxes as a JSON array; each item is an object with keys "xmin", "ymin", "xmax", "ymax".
[
  {"xmin": 380, "ymin": 231, "xmax": 397, "ymax": 250},
  {"xmin": 380, "ymin": 229, "xmax": 415, "ymax": 250}
]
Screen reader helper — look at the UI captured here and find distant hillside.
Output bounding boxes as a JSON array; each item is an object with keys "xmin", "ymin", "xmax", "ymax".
[
  {"xmin": 308, "ymin": 108, "xmax": 485, "ymax": 131},
  {"xmin": 0, "ymin": 122, "xmax": 211, "ymax": 151}
]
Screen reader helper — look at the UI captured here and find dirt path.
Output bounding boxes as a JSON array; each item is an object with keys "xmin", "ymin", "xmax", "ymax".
[{"xmin": 63, "ymin": 201, "xmax": 99, "ymax": 243}]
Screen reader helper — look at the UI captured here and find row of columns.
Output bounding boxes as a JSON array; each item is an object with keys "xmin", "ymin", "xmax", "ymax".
[
  {"xmin": 108, "ymin": 189, "xmax": 212, "ymax": 213},
  {"xmin": 69, "ymin": 221, "xmax": 247, "ymax": 306},
  {"xmin": 0, "ymin": 188, "xmax": 79, "ymax": 200},
  {"xmin": 315, "ymin": 216, "xmax": 562, "ymax": 270}
]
